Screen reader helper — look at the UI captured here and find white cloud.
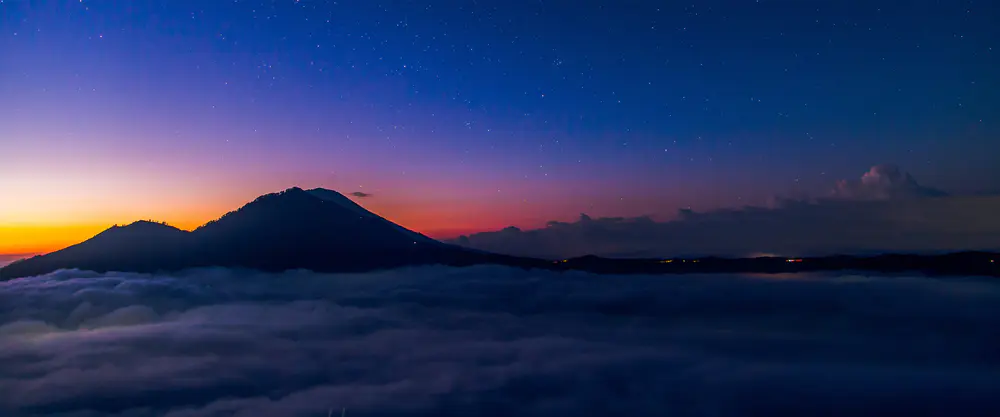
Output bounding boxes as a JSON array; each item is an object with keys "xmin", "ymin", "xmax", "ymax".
[
  {"xmin": 831, "ymin": 164, "xmax": 947, "ymax": 200},
  {"xmin": 455, "ymin": 165, "xmax": 1000, "ymax": 259},
  {"xmin": 1, "ymin": 267, "xmax": 1000, "ymax": 416}
]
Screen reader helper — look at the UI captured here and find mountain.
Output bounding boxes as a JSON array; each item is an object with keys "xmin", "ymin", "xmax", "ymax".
[
  {"xmin": 4, "ymin": 187, "xmax": 997, "ymax": 280},
  {"xmin": 0, "ymin": 188, "xmax": 547, "ymax": 279},
  {"xmin": 303, "ymin": 188, "xmax": 440, "ymax": 245}
]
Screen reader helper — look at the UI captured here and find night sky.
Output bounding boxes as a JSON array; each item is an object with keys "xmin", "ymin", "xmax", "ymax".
[{"xmin": 1, "ymin": 0, "xmax": 998, "ymax": 254}]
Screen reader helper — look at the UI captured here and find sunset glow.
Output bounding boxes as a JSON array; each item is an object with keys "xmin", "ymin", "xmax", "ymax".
[
  {"xmin": 2, "ymin": 0, "xmax": 997, "ymax": 257},
  {"xmin": 2, "ymin": 1, "xmax": 1000, "ymax": 414}
]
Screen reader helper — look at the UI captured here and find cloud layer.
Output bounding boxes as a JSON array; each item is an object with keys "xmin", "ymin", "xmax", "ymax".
[
  {"xmin": 455, "ymin": 165, "xmax": 1000, "ymax": 259},
  {"xmin": 2, "ymin": 267, "xmax": 1000, "ymax": 416}
]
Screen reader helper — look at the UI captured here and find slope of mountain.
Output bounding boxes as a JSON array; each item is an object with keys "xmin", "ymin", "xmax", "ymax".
[
  {"xmin": 0, "ymin": 188, "xmax": 546, "ymax": 279},
  {"xmin": 0, "ymin": 221, "xmax": 193, "ymax": 278},
  {"xmin": 192, "ymin": 187, "xmax": 458, "ymax": 271},
  {"xmin": 303, "ymin": 188, "xmax": 440, "ymax": 245}
]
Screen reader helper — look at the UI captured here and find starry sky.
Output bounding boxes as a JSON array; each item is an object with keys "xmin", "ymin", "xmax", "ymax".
[{"xmin": 1, "ymin": 0, "xmax": 998, "ymax": 255}]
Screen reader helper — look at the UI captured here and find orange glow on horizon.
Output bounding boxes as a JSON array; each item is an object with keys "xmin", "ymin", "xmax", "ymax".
[
  {"xmin": 0, "ymin": 189, "xmax": 549, "ymax": 255},
  {"xmin": 0, "ymin": 213, "xmax": 520, "ymax": 255},
  {"xmin": 0, "ymin": 224, "xmax": 112, "ymax": 255},
  {"xmin": 1, "ymin": 149, "xmax": 681, "ymax": 256},
  {"xmin": 0, "ymin": 155, "xmax": 641, "ymax": 255}
]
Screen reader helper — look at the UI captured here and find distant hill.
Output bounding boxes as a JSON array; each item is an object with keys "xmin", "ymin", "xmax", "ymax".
[
  {"xmin": 1, "ymin": 221, "xmax": 192, "ymax": 278},
  {"xmin": 0, "ymin": 188, "xmax": 546, "ymax": 279}
]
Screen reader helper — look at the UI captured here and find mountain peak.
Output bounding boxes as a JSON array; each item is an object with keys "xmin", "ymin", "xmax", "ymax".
[
  {"xmin": 96, "ymin": 220, "xmax": 185, "ymax": 239},
  {"xmin": 1, "ymin": 187, "xmax": 539, "ymax": 280},
  {"xmin": 304, "ymin": 188, "xmax": 371, "ymax": 217},
  {"xmin": 266, "ymin": 187, "xmax": 357, "ymax": 203},
  {"xmin": 253, "ymin": 187, "xmax": 311, "ymax": 202},
  {"xmin": 0, "ymin": 219, "xmax": 191, "ymax": 279},
  {"xmin": 120, "ymin": 220, "xmax": 179, "ymax": 229},
  {"xmin": 194, "ymin": 186, "xmax": 442, "ymax": 255}
]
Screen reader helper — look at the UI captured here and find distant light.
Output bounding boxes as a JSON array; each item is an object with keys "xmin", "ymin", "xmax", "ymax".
[
  {"xmin": 786, "ymin": 259, "xmax": 803, "ymax": 263},
  {"xmin": 660, "ymin": 260, "xmax": 673, "ymax": 263}
]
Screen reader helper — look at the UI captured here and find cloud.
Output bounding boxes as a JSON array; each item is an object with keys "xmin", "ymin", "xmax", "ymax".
[
  {"xmin": 350, "ymin": 191, "xmax": 373, "ymax": 198},
  {"xmin": 830, "ymin": 164, "xmax": 947, "ymax": 200},
  {"xmin": 1, "ymin": 267, "xmax": 1000, "ymax": 416},
  {"xmin": 455, "ymin": 165, "xmax": 1000, "ymax": 259}
]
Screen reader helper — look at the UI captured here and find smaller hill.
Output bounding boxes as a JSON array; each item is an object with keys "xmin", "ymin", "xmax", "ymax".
[{"xmin": 0, "ymin": 221, "xmax": 193, "ymax": 278}]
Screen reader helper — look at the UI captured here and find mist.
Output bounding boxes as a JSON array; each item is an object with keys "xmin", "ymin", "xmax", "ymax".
[{"xmin": 2, "ymin": 266, "xmax": 1000, "ymax": 416}]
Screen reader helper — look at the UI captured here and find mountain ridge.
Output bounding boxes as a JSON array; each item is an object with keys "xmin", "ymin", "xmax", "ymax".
[
  {"xmin": 3, "ymin": 188, "xmax": 999, "ymax": 280},
  {"xmin": 1, "ymin": 188, "xmax": 546, "ymax": 279}
]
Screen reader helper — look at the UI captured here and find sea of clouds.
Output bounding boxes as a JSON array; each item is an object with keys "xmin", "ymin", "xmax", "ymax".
[{"xmin": 2, "ymin": 266, "xmax": 1000, "ymax": 417}]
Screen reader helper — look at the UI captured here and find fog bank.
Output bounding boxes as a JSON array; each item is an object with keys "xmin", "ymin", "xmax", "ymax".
[{"xmin": 2, "ymin": 266, "xmax": 999, "ymax": 416}]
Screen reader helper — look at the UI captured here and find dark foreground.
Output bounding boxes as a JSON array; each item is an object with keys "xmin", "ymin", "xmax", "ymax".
[
  {"xmin": 1, "ymin": 266, "xmax": 999, "ymax": 416},
  {"xmin": 4, "ymin": 249, "xmax": 998, "ymax": 281},
  {"xmin": 555, "ymin": 251, "xmax": 1000, "ymax": 277}
]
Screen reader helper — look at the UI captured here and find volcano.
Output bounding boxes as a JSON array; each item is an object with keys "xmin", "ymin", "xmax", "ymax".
[
  {"xmin": 7, "ymin": 187, "xmax": 997, "ymax": 280},
  {"xmin": 0, "ymin": 188, "xmax": 546, "ymax": 279}
]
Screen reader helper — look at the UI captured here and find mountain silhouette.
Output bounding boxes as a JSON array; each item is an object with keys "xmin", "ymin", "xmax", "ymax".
[
  {"xmin": 0, "ymin": 221, "xmax": 193, "ymax": 278},
  {"xmin": 3, "ymin": 187, "xmax": 998, "ymax": 280},
  {"xmin": 0, "ymin": 188, "xmax": 546, "ymax": 279},
  {"xmin": 302, "ymin": 188, "xmax": 440, "ymax": 245}
]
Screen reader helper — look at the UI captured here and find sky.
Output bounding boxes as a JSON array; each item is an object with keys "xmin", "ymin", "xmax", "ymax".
[{"xmin": 1, "ymin": 0, "xmax": 998, "ymax": 255}]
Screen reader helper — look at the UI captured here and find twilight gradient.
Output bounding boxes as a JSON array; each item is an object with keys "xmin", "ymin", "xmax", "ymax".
[{"xmin": 2, "ymin": 1, "xmax": 999, "ymax": 254}]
